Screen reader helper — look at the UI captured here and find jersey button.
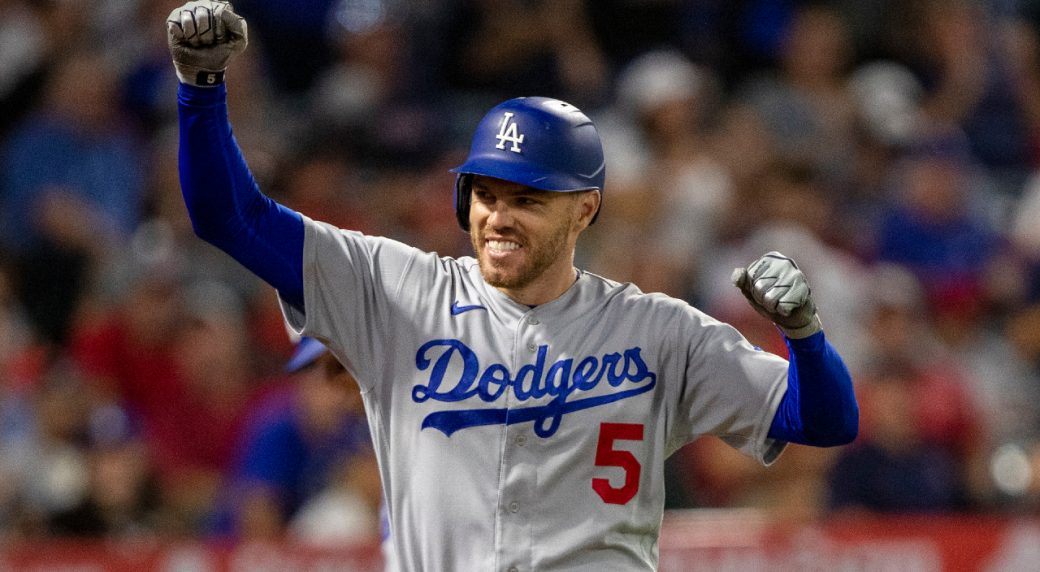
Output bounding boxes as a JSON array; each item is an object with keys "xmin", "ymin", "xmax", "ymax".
[
  {"xmin": 508, "ymin": 501, "xmax": 520, "ymax": 513},
  {"xmin": 527, "ymin": 317, "xmax": 540, "ymax": 325},
  {"xmin": 526, "ymin": 342, "xmax": 537, "ymax": 352},
  {"xmin": 515, "ymin": 434, "xmax": 526, "ymax": 446},
  {"xmin": 508, "ymin": 567, "xmax": 519, "ymax": 572}
]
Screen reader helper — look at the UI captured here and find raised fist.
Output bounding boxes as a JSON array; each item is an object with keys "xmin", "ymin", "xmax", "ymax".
[
  {"xmin": 167, "ymin": 1, "xmax": 247, "ymax": 87},
  {"xmin": 731, "ymin": 251, "xmax": 822, "ymax": 339}
]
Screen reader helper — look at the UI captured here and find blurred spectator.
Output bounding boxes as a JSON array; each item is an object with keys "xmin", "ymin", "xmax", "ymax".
[
  {"xmin": 847, "ymin": 60, "xmax": 926, "ymax": 151},
  {"xmin": 373, "ymin": 160, "xmax": 472, "ymax": 258},
  {"xmin": 217, "ymin": 338, "xmax": 379, "ymax": 543},
  {"xmin": 273, "ymin": 150, "xmax": 379, "ymax": 239},
  {"xmin": 111, "ymin": 0, "xmax": 187, "ymax": 134},
  {"xmin": 0, "ymin": 254, "xmax": 36, "ymax": 385},
  {"xmin": 0, "ymin": 0, "xmax": 47, "ymax": 136},
  {"xmin": 904, "ymin": 0, "xmax": 1040, "ymax": 192},
  {"xmin": 1008, "ymin": 160, "xmax": 1040, "ymax": 425},
  {"xmin": 736, "ymin": 4, "xmax": 859, "ymax": 182},
  {"xmin": 308, "ymin": 0, "xmax": 451, "ymax": 170},
  {"xmin": 14, "ymin": 361, "xmax": 95, "ymax": 536},
  {"xmin": 71, "ymin": 259, "xmax": 268, "ymax": 533},
  {"xmin": 158, "ymin": 281, "xmax": 271, "ymax": 533},
  {"xmin": 838, "ymin": 60, "xmax": 927, "ymax": 257},
  {"xmin": 827, "ymin": 359, "xmax": 968, "ymax": 513},
  {"xmin": 708, "ymin": 101, "xmax": 780, "ymax": 222},
  {"xmin": 666, "ymin": 433, "xmax": 839, "ymax": 523},
  {"xmin": 234, "ymin": 0, "xmax": 341, "ymax": 94},
  {"xmin": 1, "ymin": 50, "xmax": 148, "ymax": 345},
  {"xmin": 873, "ymin": 143, "xmax": 1002, "ymax": 310},
  {"xmin": 47, "ymin": 404, "xmax": 161, "ymax": 538},
  {"xmin": 852, "ymin": 264, "xmax": 992, "ymax": 505},
  {"xmin": 0, "ymin": 253, "xmax": 47, "ymax": 535},
  {"xmin": 69, "ymin": 244, "xmax": 187, "ymax": 433},
  {"xmin": 1011, "ymin": 170, "xmax": 1040, "ymax": 304},
  {"xmin": 675, "ymin": 1, "xmax": 771, "ymax": 88},
  {"xmin": 288, "ymin": 450, "xmax": 382, "ymax": 546},
  {"xmin": 0, "ymin": 388, "xmax": 35, "ymax": 536},
  {"xmin": 929, "ymin": 264, "xmax": 1040, "ymax": 448},
  {"xmin": 586, "ymin": 0, "xmax": 683, "ymax": 70},
  {"xmin": 584, "ymin": 50, "xmax": 726, "ymax": 300},
  {"xmin": 444, "ymin": 0, "xmax": 609, "ymax": 108},
  {"xmin": 1, "ymin": 50, "xmax": 147, "ymax": 252}
]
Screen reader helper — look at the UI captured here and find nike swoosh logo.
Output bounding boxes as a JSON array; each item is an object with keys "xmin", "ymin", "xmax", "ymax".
[{"xmin": 450, "ymin": 301, "xmax": 487, "ymax": 316}]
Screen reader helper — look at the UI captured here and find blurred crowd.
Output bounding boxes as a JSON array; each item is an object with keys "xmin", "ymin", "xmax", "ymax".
[{"xmin": 2, "ymin": 0, "xmax": 1040, "ymax": 545}]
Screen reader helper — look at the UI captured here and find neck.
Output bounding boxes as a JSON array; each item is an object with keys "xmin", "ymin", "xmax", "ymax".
[{"xmin": 498, "ymin": 265, "xmax": 578, "ymax": 306}]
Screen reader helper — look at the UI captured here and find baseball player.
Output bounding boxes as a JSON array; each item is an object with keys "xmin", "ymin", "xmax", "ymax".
[{"xmin": 167, "ymin": 2, "xmax": 858, "ymax": 570}]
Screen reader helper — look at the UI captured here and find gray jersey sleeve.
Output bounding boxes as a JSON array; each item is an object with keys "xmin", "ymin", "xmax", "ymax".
[
  {"xmin": 667, "ymin": 306, "xmax": 789, "ymax": 465},
  {"xmin": 280, "ymin": 216, "xmax": 422, "ymax": 389}
]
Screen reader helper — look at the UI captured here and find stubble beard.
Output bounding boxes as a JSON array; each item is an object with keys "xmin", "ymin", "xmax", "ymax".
[{"xmin": 471, "ymin": 219, "xmax": 572, "ymax": 291}]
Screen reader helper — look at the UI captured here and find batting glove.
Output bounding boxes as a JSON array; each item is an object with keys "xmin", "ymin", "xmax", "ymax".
[
  {"xmin": 731, "ymin": 251, "xmax": 822, "ymax": 339},
  {"xmin": 167, "ymin": 1, "xmax": 247, "ymax": 87}
]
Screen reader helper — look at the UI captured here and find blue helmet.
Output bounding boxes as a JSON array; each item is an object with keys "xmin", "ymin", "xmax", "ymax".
[{"xmin": 450, "ymin": 97, "xmax": 605, "ymax": 231}]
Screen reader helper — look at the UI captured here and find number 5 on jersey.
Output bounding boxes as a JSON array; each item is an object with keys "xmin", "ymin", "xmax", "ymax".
[{"xmin": 592, "ymin": 423, "xmax": 645, "ymax": 505}]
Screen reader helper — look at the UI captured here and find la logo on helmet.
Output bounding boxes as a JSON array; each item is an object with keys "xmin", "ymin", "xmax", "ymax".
[{"xmin": 495, "ymin": 112, "xmax": 524, "ymax": 153}]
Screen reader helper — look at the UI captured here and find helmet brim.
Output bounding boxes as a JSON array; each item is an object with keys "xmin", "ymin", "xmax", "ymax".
[{"xmin": 450, "ymin": 155, "xmax": 602, "ymax": 193}]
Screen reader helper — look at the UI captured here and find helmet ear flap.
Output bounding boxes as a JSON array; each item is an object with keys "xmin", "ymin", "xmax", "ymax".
[{"xmin": 454, "ymin": 174, "xmax": 473, "ymax": 231}]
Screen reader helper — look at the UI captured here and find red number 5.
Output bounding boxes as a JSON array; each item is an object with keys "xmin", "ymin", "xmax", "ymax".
[{"xmin": 592, "ymin": 422, "xmax": 644, "ymax": 505}]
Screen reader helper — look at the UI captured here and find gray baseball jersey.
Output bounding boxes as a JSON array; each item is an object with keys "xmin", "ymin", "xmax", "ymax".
[{"xmin": 281, "ymin": 216, "xmax": 789, "ymax": 572}]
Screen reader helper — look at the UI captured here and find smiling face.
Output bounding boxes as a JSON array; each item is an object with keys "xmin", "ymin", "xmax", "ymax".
[{"xmin": 469, "ymin": 176, "xmax": 599, "ymax": 305}]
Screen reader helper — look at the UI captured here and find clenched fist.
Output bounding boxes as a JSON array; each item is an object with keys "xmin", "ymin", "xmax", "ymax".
[
  {"xmin": 731, "ymin": 251, "xmax": 822, "ymax": 339},
  {"xmin": 167, "ymin": 1, "xmax": 247, "ymax": 87}
]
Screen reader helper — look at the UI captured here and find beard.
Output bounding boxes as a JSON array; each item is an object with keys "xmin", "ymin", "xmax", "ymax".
[{"xmin": 471, "ymin": 216, "xmax": 573, "ymax": 291}]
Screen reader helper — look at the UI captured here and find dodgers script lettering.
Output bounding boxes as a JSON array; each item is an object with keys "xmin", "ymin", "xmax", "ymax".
[{"xmin": 412, "ymin": 340, "xmax": 657, "ymax": 438}]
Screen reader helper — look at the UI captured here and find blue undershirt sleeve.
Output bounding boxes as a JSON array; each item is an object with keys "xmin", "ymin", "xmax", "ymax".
[
  {"xmin": 767, "ymin": 330, "xmax": 859, "ymax": 446},
  {"xmin": 177, "ymin": 83, "xmax": 305, "ymax": 310}
]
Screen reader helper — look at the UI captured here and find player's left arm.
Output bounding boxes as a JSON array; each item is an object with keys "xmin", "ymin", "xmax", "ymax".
[
  {"xmin": 168, "ymin": 1, "xmax": 306, "ymax": 311},
  {"xmin": 732, "ymin": 252, "xmax": 859, "ymax": 447}
]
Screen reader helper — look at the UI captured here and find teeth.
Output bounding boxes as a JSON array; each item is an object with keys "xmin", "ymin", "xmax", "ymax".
[{"xmin": 487, "ymin": 240, "xmax": 520, "ymax": 251}]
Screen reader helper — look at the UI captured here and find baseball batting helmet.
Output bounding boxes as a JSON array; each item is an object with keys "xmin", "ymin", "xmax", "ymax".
[{"xmin": 450, "ymin": 97, "xmax": 605, "ymax": 231}]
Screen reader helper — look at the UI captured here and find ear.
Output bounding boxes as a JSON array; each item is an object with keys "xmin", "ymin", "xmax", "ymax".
[{"xmin": 574, "ymin": 190, "xmax": 601, "ymax": 230}]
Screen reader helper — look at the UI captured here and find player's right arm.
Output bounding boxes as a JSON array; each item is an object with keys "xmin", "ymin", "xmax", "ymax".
[{"xmin": 168, "ymin": 1, "xmax": 306, "ymax": 310}]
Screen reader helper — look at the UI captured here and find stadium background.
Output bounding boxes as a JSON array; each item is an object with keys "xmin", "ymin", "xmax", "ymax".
[{"xmin": 2, "ymin": 0, "xmax": 1040, "ymax": 569}]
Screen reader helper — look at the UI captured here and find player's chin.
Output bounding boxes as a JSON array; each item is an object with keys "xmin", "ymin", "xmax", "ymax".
[
  {"xmin": 480, "ymin": 267, "xmax": 512, "ymax": 289},
  {"xmin": 478, "ymin": 257, "xmax": 524, "ymax": 289}
]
